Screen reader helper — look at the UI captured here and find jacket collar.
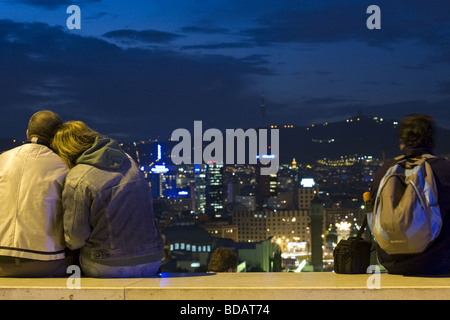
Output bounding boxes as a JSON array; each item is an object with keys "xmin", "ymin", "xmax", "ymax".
[{"xmin": 26, "ymin": 136, "xmax": 51, "ymax": 149}]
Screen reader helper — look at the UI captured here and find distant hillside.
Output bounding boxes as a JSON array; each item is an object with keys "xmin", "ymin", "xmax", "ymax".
[
  {"xmin": 5, "ymin": 115, "xmax": 449, "ymax": 163},
  {"xmin": 276, "ymin": 115, "xmax": 450, "ymax": 163},
  {"xmin": 124, "ymin": 114, "xmax": 450, "ymax": 166}
]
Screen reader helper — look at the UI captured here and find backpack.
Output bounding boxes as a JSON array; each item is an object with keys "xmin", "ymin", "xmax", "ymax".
[
  {"xmin": 369, "ymin": 154, "xmax": 442, "ymax": 255},
  {"xmin": 333, "ymin": 214, "xmax": 372, "ymax": 274}
]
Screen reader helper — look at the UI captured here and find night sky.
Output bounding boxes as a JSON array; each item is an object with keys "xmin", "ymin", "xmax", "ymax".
[{"xmin": 0, "ymin": 0, "xmax": 449, "ymax": 141}]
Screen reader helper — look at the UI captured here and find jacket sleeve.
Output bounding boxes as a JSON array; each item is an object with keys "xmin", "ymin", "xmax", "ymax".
[{"xmin": 62, "ymin": 181, "xmax": 92, "ymax": 250}]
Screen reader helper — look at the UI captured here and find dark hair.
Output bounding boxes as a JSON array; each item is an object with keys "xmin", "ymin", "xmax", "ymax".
[
  {"xmin": 208, "ymin": 247, "xmax": 238, "ymax": 272},
  {"xmin": 398, "ymin": 114, "xmax": 435, "ymax": 150},
  {"xmin": 27, "ymin": 110, "xmax": 63, "ymax": 143}
]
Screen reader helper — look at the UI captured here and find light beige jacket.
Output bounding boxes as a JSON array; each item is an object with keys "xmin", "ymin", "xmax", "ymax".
[{"xmin": 0, "ymin": 142, "xmax": 68, "ymax": 260}]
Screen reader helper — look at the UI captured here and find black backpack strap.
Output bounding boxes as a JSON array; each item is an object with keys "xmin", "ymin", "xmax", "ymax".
[{"xmin": 355, "ymin": 215, "xmax": 368, "ymax": 242}]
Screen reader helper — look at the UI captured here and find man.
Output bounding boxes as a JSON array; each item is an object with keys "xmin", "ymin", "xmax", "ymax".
[
  {"xmin": 370, "ymin": 114, "xmax": 450, "ymax": 275},
  {"xmin": 0, "ymin": 110, "xmax": 70, "ymax": 277}
]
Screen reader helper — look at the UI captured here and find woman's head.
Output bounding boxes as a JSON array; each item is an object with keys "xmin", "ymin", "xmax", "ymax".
[{"xmin": 51, "ymin": 121, "xmax": 99, "ymax": 168}]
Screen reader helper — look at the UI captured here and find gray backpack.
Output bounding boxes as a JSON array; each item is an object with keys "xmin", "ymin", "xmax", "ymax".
[{"xmin": 369, "ymin": 154, "xmax": 442, "ymax": 254}]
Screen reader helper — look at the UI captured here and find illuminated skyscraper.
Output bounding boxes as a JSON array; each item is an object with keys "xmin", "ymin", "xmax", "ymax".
[
  {"xmin": 206, "ymin": 163, "xmax": 224, "ymax": 218},
  {"xmin": 194, "ymin": 164, "xmax": 207, "ymax": 214},
  {"xmin": 149, "ymin": 164, "xmax": 177, "ymax": 199},
  {"xmin": 297, "ymin": 178, "xmax": 318, "ymax": 209}
]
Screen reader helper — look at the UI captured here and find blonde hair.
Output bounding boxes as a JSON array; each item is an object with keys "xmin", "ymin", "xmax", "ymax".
[{"xmin": 51, "ymin": 121, "xmax": 99, "ymax": 168}]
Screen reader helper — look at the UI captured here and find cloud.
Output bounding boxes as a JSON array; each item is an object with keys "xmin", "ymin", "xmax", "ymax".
[
  {"xmin": 182, "ymin": 42, "xmax": 254, "ymax": 50},
  {"xmin": 2, "ymin": 1, "xmax": 450, "ymax": 141},
  {"xmin": 180, "ymin": 26, "xmax": 230, "ymax": 35},
  {"xmin": 103, "ymin": 29, "xmax": 183, "ymax": 44},
  {"xmin": 17, "ymin": 0, "xmax": 102, "ymax": 9},
  {"xmin": 302, "ymin": 97, "xmax": 355, "ymax": 106},
  {"xmin": 435, "ymin": 81, "xmax": 450, "ymax": 96},
  {"xmin": 0, "ymin": 20, "xmax": 271, "ymax": 140},
  {"xmin": 240, "ymin": 0, "xmax": 450, "ymax": 48}
]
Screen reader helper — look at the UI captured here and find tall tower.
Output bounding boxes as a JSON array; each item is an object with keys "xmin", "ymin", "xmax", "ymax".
[
  {"xmin": 194, "ymin": 164, "xmax": 207, "ymax": 214},
  {"xmin": 206, "ymin": 163, "xmax": 224, "ymax": 218},
  {"xmin": 292, "ymin": 158, "xmax": 297, "ymax": 169},
  {"xmin": 310, "ymin": 195, "xmax": 324, "ymax": 272},
  {"xmin": 256, "ymin": 162, "xmax": 277, "ymax": 210}
]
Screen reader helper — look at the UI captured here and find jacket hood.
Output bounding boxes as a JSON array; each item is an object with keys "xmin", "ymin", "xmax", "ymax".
[{"xmin": 76, "ymin": 136, "xmax": 125, "ymax": 169}]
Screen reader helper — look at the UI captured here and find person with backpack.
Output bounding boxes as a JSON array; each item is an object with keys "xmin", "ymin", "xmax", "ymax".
[{"xmin": 370, "ymin": 114, "xmax": 450, "ymax": 275}]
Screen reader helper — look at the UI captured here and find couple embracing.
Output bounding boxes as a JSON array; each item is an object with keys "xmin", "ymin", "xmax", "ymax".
[{"xmin": 0, "ymin": 110, "xmax": 163, "ymax": 278}]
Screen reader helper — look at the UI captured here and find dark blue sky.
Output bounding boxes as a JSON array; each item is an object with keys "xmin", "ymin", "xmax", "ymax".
[{"xmin": 0, "ymin": 0, "xmax": 449, "ymax": 141}]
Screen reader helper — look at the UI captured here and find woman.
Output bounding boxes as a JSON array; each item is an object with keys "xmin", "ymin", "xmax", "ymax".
[{"xmin": 52, "ymin": 121, "xmax": 163, "ymax": 278}]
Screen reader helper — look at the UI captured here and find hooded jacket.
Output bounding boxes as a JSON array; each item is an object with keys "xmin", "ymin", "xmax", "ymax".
[
  {"xmin": 0, "ymin": 141, "xmax": 68, "ymax": 260},
  {"xmin": 62, "ymin": 137, "xmax": 163, "ymax": 265}
]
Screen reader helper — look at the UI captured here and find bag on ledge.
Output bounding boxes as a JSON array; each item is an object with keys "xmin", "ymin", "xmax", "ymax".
[{"xmin": 333, "ymin": 215, "xmax": 372, "ymax": 274}]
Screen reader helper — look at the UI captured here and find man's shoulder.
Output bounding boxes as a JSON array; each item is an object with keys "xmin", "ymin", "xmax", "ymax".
[
  {"xmin": 2, "ymin": 142, "xmax": 51, "ymax": 156},
  {"xmin": 0, "ymin": 143, "xmax": 25, "ymax": 156},
  {"xmin": 23, "ymin": 143, "xmax": 66, "ymax": 165}
]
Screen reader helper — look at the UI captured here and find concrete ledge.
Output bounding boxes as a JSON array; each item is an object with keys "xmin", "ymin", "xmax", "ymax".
[{"xmin": 0, "ymin": 272, "xmax": 449, "ymax": 300}]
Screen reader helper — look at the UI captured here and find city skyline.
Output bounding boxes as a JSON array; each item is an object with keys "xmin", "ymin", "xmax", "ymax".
[
  {"xmin": 0, "ymin": 0, "xmax": 449, "ymax": 141},
  {"xmin": 143, "ymin": 145, "xmax": 372, "ymax": 272}
]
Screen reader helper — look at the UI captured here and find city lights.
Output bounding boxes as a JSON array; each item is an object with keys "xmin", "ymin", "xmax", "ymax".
[
  {"xmin": 113, "ymin": 115, "xmax": 386, "ymax": 272},
  {"xmin": 300, "ymin": 178, "xmax": 315, "ymax": 188},
  {"xmin": 336, "ymin": 222, "xmax": 352, "ymax": 231}
]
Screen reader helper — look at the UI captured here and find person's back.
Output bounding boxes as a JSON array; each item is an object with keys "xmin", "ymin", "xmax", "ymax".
[
  {"xmin": 52, "ymin": 121, "xmax": 164, "ymax": 278},
  {"xmin": 63, "ymin": 138, "xmax": 164, "ymax": 273},
  {"xmin": 370, "ymin": 114, "xmax": 450, "ymax": 275},
  {"xmin": 0, "ymin": 110, "xmax": 70, "ymax": 277}
]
